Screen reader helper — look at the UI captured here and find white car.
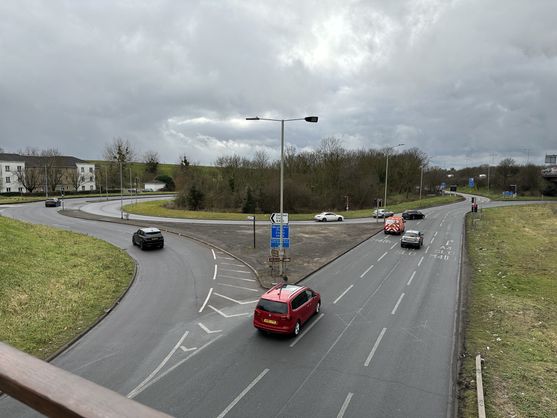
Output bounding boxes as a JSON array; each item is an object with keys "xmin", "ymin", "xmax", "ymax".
[
  {"xmin": 314, "ymin": 212, "xmax": 344, "ymax": 222},
  {"xmin": 372, "ymin": 208, "xmax": 395, "ymax": 218}
]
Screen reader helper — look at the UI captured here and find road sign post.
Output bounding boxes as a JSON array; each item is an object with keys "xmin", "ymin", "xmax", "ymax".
[{"xmin": 270, "ymin": 213, "xmax": 289, "ymax": 276}]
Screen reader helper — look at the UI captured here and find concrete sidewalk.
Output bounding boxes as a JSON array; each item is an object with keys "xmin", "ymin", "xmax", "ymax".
[{"xmin": 63, "ymin": 209, "xmax": 384, "ymax": 288}]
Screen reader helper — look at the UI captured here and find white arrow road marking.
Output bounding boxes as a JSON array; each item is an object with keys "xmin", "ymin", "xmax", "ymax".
[
  {"xmin": 127, "ymin": 330, "xmax": 189, "ymax": 398},
  {"xmin": 198, "ymin": 322, "xmax": 222, "ymax": 334},
  {"xmin": 180, "ymin": 346, "xmax": 197, "ymax": 352},
  {"xmin": 213, "ymin": 292, "xmax": 259, "ymax": 304},
  {"xmin": 208, "ymin": 305, "xmax": 251, "ymax": 318}
]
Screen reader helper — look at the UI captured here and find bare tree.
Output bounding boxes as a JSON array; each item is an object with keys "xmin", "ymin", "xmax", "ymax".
[
  {"xmin": 103, "ymin": 137, "xmax": 136, "ymax": 164},
  {"xmin": 65, "ymin": 168, "xmax": 84, "ymax": 191},
  {"xmin": 41, "ymin": 148, "xmax": 64, "ymax": 192},
  {"xmin": 143, "ymin": 151, "xmax": 159, "ymax": 174},
  {"xmin": 15, "ymin": 166, "xmax": 42, "ymax": 193}
]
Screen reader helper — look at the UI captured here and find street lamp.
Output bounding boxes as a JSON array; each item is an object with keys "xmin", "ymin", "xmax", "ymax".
[
  {"xmin": 384, "ymin": 143, "xmax": 404, "ymax": 209},
  {"xmin": 246, "ymin": 115, "xmax": 319, "ymax": 277}
]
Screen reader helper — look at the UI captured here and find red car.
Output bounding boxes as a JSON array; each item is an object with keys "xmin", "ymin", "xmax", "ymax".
[{"xmin": 253, "ymin": 284, "xmax": 321, "ymax": 336}]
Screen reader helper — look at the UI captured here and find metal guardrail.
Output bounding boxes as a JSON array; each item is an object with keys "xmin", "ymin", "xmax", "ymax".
[{"xmin": 0, "ymin": 342, "xmax": 172, "ymax": 418}]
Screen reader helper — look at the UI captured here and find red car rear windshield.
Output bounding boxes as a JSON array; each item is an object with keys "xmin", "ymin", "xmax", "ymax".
[{"xmin": 257, "ymin": 299, "xmax": 288, "ymax": 314}]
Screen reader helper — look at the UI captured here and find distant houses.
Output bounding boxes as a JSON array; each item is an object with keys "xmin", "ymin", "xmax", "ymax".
[{"xmin": 0, "ymin": 153, "xmax": 96, "ymax": 194}]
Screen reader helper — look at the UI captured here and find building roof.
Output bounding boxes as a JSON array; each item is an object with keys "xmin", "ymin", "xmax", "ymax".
[{"xmin": 0, "ymin": 153, "xmax": 91, "ymax": 168}]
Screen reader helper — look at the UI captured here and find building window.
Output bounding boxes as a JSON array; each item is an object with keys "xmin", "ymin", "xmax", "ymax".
[
  {"xmin": 90, "ymin": 185, "xmax": 94, "ymax": 190},
  {"xmin": 89, "ymin": 176, "xmax": 93, "ymax": 182},
  {"xmin": 5, "ymin": 177, "xmax": 10, "ymax": 183},
  {"xmin": 5, "ymin": 166, "xmax": 10, "ymax": 171},
  {"xmin": 17, "ymin": 166, "xmax": 22, "ymax": 172},
  {"xmin": 6, "ymin": 187, "xmax": 11, "ymax": 192},
  {"xmin": 18, "ymin": 187, "xmax": 23, "ymax": 192},
  {"xmin": 81, "ymin": 185, "xmax": 85, "ymax": 191},
  {"xmin": 89, "ymin": 167, "xmax": 93, "ymax": 173},
  {"xmin": 80, "ymin": 167, "xmax": 84, "ymax": 173}
]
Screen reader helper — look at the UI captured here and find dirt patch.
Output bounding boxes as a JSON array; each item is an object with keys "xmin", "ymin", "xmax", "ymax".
[{"xmin": 63, "ymin": 210, "xmax": 384, "ymax": 288}]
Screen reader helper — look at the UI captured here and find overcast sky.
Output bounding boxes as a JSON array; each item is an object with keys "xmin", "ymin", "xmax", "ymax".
[{"xmin": 1, "ymin": 0, "xmax": 556, "ymax": 169}]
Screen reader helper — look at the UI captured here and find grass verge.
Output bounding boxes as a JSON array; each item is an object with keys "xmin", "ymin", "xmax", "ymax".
[
  {"xmin": 460, "ymin": 204, "xmax": 557, "ymax": 417},
  {"xmin": 123, "ymin": 195, "xmax": 462, "ymax": 221},
  {"xmin": 0, "ymin": 216, "xmax": 134, "ymax": 359}
]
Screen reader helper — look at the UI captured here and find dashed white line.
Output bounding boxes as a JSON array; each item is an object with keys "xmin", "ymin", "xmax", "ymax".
[
  {"xmin": 425, "ymin": 245, "xmax": 430, "ymax": 253},
  {"xmin": 434, "ymin": 231, "xmax": 438, "ymax": 237},
  {"xmin": 418, "ymin": 256, "xmax": 424, "ymax": 267},
  {"xmin": 360, "ymin": 264, "xmax": 374, "ymax": 278},
  {"xmin": 390, "ymin": 242, "xmax": 397, "ymax": 250},
  {"xmin": 216, "ymin": 369, "xmax": 270, "ymax": 418},
  {"xmin": 377, "ymin": 252, "xmax": 388, "ymax": 262},
  {"xmin": 211, "ymin": 249, "xmax": 216, "ymax": 260},
  {"xmin": 212, "ymin": 264, "xmax": 218, "ymax": 280},
  {"xmin": 364, "ymin": 328, "xmax": 387, "ymax": 367},
  {"xmin": 391, "ymin": 293, "xmax": 405, "ymax": 315},
  {"xmin": 407, "ymin": 271, "xmax": 416, "ymax": 286},
  {"xmin": 290, "ymin": 313, "xmax": 324, "ymax": 348},
  {"xmin": 220, "ymin": 262, "xmax": 244, "ymax": 267},
  {"xmin": 430, "ymin": 237, "xmax": 435, "ymax": 244},
  {"xmin": 333, "ymin": 284, "xmax": 354, "ymax": 304},
  {"xmin": 199, "ymin": 288, "xmax": 213, "ymax": 313},
  {"xmin": 337, "ymin": 392, "xmax": 354, "ymax": 418},
  {"xmin": 127, "ymin": 330, "xmax": 189, "ymax": 398},
  {"xmin": 221, "ymin": 269, "xmax": 251, "ymax": 275}
]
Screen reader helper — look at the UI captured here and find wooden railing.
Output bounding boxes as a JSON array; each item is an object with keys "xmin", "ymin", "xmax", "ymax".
[{"xmin": 0, "ymin": 342, "xmax": 172, "ymax": 417}]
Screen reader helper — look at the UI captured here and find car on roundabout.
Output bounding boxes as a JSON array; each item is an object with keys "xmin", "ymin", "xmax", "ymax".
[
  {"xmin": 45, "ymin": 198, "xmax": 62, "ymax": 207},
  {"xmin": 401, "ymin": 230, "xmax": 424, "ymax": 249},
  {"xmin": 253, "ymin": 284, "xmax": 321, "ymax": 336},
  {"xmin": 401, "ymin": 209, "xmax": 425, "ymax": 220},
  {"xmin": 313, "ymin": 212, "xmax": 344, "ymax": 222},
  {"xmin": 132, "ymin": 227, "xmax": 165, "ymax": 250},
  {"xmin": 372, "ymin": 208, "xmax": 395, "ymax": 218}
]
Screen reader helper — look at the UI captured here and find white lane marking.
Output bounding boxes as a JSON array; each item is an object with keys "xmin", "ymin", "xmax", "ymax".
[
  {"xmin": 219, "ymin": 256, "xmax": 235, "ymax": 260},
  {"xmin": 221, "ymin": 269, "xmax": 251, "ymax": 275},
  {"xmin": 211, "ymin": 249, "xmax": 216, "ymax": 260},
  {"xmin": 217, "ymin": 283, "xmax": 259, "ymax": 292},
  {"xmin": 391, "ymin": 293, "xmax": 405, "ymax": 315},
  {"xmin": 337, "ymin": 392, "xmax": 354, "ymax": 418},
  {"xmin": 364, "ymin": 328, "xmax": 387, "ymax": 367},
  {"xmin": 290, "ymin": 313, "xmax": 325, "ymax": 348},
  {"xmin": 425, "ymin": 245, "xmax": 430, "ymax": 253},
  {"xmin": 219, "ymin": 275, "xmax": 256, "ymax": 282},
  {"xmin": 220, "ymin": 262, "xmax": 244, "ymax": 267},
  {"xmin": 198, "ymin": 322, "xmax": 222, "ymax": 334},
  {"xmin": 208, "ymin": 305, "xmax": 251, "ymax": 318},
  {"xmin": 360, "ymin": 264, "xmax": 374, "ymax": 278},
  {"xmin": 213, "ymin": 293, "xmax": 258, "ymax": 305},
  {"xmin": 407, "ymin": 271, "xmax": 416, "ymax": 286},
  {"xmin": 390, "ymin": 242, "xmax": 397, "ymax": 250},
  {"xmin": 216, "ymin": 368, "xmax": 270, "ymax": 418},
  {"xmin": 418, "ymin": 256, "xmax": 424, "ymax": 267},
  {"xmin": 128, "ymin": 336, "xmax": 222, "ymax": 399},
  {"xmin": 446, "ymin": 240, "xmax": 451, "ymax": 246},
  {"xmin": 377, "ymin": 252, "xmax": 388, "ymax": 262},
  {"xmin": 333, "ymin": 285, "xmax": 354, "ymax": 304},
  {"xmin": 199, "ymin": 288, "xmax": 213, "ymax": 313},
  {"xmin": 434, "ymin": 231, "xmax": 438, "ymax": 237},
  {"xmin": 212, "ymin": 264, "xmax": 218, "ymax": 280},
  {"xmin": 127, "ymin": 330, "xmax": 189, "ymax": 398},
  {"xmin": 180, "ymin": 346, "xmax": 197, "ymax": 352}
]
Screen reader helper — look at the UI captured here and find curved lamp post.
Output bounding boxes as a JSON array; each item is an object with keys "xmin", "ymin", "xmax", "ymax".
[{"xmin": 246, "ymin": 116, "xmax": 318, "ymax": 277}]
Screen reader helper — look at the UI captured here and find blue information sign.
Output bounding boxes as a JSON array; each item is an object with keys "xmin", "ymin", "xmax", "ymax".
[
  {"xmin": 469, "ymin": 177, "xmax": 474, "ymax": 188},
  {"xmin": 270, "ymin": 224, "xmax": 290, "ymax": 248}
]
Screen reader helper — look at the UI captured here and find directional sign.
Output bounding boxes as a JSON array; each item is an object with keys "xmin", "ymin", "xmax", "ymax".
[
  {"xmin": 270, "ymin": 213, "xmax": 289, "ymax": 224},
  {"xmin": 271, "ymin": 224, "xmax": 289, "ymax": 239},
  {"xmin": 270, "ymin": 238, "xmax": 290, "ymax": 248}
]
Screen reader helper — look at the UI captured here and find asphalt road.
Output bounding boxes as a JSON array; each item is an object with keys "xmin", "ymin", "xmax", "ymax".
[{"xmin": 1, "ymin": 195, "xmax": 550, "ymax": 417}]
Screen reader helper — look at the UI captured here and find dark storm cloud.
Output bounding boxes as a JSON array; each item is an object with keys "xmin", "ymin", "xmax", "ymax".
[{"xmin": 1, "ymin": 0, "xmax": 555, "ymax": 167}]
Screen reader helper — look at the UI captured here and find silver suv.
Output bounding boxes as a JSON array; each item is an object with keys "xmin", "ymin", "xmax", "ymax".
[{"xmin": 401, "ymin": 230, "xmax": 423, "ymax": 249}]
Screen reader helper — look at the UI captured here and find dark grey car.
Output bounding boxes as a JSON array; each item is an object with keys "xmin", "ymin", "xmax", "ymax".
[{"xmin": 132, "ymin": 227, "xmax": 164, "ymax": 250}]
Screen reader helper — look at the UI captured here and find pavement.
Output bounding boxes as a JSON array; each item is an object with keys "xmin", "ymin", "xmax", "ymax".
[{"xmin": 63, "ymin": 209, "xmax": 384, "ymax": 288}]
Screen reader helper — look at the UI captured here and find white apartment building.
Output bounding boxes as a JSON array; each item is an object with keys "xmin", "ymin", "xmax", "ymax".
[{"xmin": 0, "ymin": 153, "xmax": 96, "ymax": 194}]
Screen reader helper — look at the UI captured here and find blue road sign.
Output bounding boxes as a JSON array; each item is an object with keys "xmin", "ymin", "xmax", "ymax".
[
  {"xmin": 271, "ymin": 224, "xmax": 289, "ymax": 239},
  {"xmin": 469, "ymin": 177, "xmax": 474, "ymax": 188},
  {"xmin": 270, "ymin": 238, "xmax": 290, "ymax": 248}
]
